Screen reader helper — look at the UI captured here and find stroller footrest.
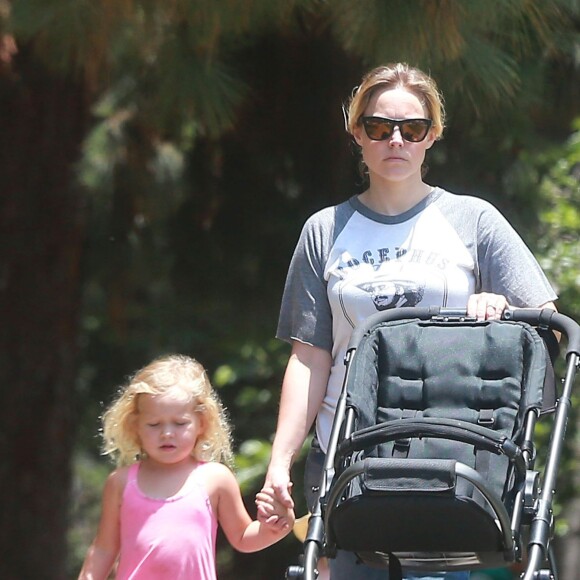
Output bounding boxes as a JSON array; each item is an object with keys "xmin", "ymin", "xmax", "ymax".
[
  {"xmin": 325, "ymin": 458, "xmax": 513, "ymax": 555},
  {"xmin": 329, "ymin": 494, "xmax": 504, "ymax": 553}
]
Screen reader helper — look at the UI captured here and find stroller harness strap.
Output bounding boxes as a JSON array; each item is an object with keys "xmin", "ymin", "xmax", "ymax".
[{"xmin": 340, "ymin": 417, "xmax": 525, "ymax": 476}]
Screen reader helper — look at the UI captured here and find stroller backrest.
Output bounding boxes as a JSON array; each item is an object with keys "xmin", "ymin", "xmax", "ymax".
[{"xmin": 345, "ymin": 318, "xmax": 549, "ymax": 499}]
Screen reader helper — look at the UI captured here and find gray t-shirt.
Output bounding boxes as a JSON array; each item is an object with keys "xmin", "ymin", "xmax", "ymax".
[{"xmin": 277, "ymin": 187, "xmax": 557, "ymax": 451}]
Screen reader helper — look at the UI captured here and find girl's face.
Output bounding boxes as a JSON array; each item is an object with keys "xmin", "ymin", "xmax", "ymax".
[
  {"xmin": 353, "ymin": 87, "xmax": 435, "ymax": 186},
  {"xmin": 136, "ymin": 393, "xmax": 204, "ymax": 465}
]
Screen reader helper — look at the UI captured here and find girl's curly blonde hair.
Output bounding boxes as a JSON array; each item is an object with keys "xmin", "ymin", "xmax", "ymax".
[{"xmin": 101, "ymin": 354, "xmax": 233, "ymax": 467}]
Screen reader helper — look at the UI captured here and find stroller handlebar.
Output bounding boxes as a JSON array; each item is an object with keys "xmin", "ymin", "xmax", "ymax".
[
  {"xmin": 347, "ymin": 307, "xmax": 449, "ymax": 351},
  {"xmin": 346, "ymin": 307, "xmax": 580, "ymax": 358},
  {"xmin": 506, "ymin": 309, "xmax": 580, "ymax": 357}
]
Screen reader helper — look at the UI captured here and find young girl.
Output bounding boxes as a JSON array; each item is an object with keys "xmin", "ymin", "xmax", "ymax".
[{"xmin": 79, "ymin": 354, "xmax": 294, "ymax": 580}]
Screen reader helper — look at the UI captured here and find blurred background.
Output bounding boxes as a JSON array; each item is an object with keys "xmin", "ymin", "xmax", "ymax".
[{"xmin": 1, "ymin": 1, "xmax": 579, "ymax": 578}]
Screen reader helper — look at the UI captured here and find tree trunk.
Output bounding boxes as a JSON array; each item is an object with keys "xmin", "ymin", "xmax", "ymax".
[{"xmin": 0, "ymin": 45, "xmax": 88, "ymax": 579}]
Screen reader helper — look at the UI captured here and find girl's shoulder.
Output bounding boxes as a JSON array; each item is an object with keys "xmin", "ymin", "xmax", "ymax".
[
  {"xmin": 110, "ymin": 463, "xmax": 133, "ymax": 482},
  {"xmin": 196, "ymin": 461, "xmax": 234, "ymax": 484},
  {"xmin": 195, "ymin": 462, "xmax": 238, "ymax": 508},
  {"xmin": 101, "ymin": 464, "xmax": 133, "ymax": 504},
  {"xmin": 112, "ymin": 464, "xmax": 134, "ymax": 487}
]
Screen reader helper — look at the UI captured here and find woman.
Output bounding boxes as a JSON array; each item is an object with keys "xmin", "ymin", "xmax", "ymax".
[{"xmin": 259, "ymin": 63, "xmax": 557, "ymax": 579}]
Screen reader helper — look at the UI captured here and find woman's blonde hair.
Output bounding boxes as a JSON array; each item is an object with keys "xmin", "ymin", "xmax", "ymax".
[
  {"xmin": 345, "ymin": 63, "xmax": 445, "ymax": 140},
  {"xmin": 101, "ymin": 354, "xmax": 233, "ymax": 467}
]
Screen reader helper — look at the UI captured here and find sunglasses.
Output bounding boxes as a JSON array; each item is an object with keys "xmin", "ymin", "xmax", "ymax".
[{"xmin": 361, "ymin": 116, "xmax": 432, "ymax": 143}]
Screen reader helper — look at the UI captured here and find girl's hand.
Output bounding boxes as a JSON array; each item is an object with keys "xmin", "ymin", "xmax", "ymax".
[
  {"xmin": 257, "ymin": 464, "xmax": 294, "ymax": 525},
  {"xmin": 467, "ymin": 292, "xmax": 509, "ymax": 321},
  {"xmin": 255, "ymin": 486, "xmax": 295, "ymax": 531}
]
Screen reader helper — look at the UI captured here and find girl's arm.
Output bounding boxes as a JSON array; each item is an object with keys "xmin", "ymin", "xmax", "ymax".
[
  {"xmin": 262, "ymin": 342, "xmax": 332, "ymax": 510},
  {"xmin": 208, "ymin": 463, "xmax": 295, "ymax": 553},
  {"xmin": 78, "ymin": 469, "xmax": 125, "ymax": 580}
]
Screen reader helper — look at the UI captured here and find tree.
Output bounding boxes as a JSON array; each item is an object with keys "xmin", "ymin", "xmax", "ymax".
[{"xmin": 0, "ymin": 40, "xmax": 88, "ymax": 578}]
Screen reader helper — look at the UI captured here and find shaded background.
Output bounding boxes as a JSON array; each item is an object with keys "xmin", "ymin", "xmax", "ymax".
[{"xmin": 0, "ymin": 1, "xmax": 579, "ymax": 578}]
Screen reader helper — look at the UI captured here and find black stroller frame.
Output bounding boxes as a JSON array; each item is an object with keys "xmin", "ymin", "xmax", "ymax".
[{"xmin": 287, "ymin": 307, "xmax": 580, "ymax": 580}]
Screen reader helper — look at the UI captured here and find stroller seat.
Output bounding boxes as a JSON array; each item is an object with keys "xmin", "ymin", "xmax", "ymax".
[
  {"xmin": 286, "ymin": 307, "xmax": 580, "ymax": 580},
  {"xmin": 327, "ymin": 314, "xmax": 546, "ymax": 571}
]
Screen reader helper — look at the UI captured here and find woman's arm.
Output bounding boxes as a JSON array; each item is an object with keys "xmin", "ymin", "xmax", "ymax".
[
  {"xmin": 210, "ymin": 464, "xmax": 295, "ymax": 553},
  {"xmin": 77, "ymin": 469, "xmax": 125, "ymax": 580},
  {"xmin": 261, "ymin": 341, "xmax": 332, "ymax": 512}
]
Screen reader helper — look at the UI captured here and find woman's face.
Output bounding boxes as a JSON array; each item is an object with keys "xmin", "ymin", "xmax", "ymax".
[{"xmin": 353, "ymin": 87, "xmax": 435, "ymax": 186}]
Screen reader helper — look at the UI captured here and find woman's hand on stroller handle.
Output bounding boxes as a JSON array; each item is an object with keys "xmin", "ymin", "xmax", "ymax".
[
  {"xmin": 467, "ymin": 293, "xmax": 557, "ymax": 322},
  {"xmin": 467, "ymin": 292, "xmax": 509, "ymax": 320}
]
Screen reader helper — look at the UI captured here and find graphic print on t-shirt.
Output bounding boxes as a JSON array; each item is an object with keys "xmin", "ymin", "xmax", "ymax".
[
  {"xmin": 325, "ymin": 206, "xmax": 474, "ymax": 329},
  {"xmin": 332, "ymin": 261, "xmax": 448, "ymax": 327},
  {"xmin": 359, "ymin": 272, "xmax": 425, "ymax": 310}
]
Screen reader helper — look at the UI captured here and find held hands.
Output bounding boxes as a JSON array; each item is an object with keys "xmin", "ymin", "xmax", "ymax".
[
  {"xmin": 255, "ymin": 485, "xmax": 295, "ymax": 532},
  {"xmin": 467, "ymin": 292, "xmax": 508, "ymax": 321},
  {"xmin": 256, "ymin": 464, "xmax": 295, "ymax": 530}
]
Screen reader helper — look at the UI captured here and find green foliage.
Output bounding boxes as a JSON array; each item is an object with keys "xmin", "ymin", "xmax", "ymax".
[
  {"xmin": 504, "ymin": 120, "xmax": 580, "ymax": 536},
  {"xmin": 327, "ymin": 0, "xmax": 578, "ymax": 118},
  {"xmin": 510, "ymin": 120, "xmax": 580, "ymax": 319},
  {"xmin": 533, "ymin": 124, "xmax": 580, "ymax": 521},
  {"xmin": 67, "ymin": 453, "xmax": 112, "ymax": 578},
  {"xmin": 536, "ymin": 127, "xmax": 580, "ymax": 313}
]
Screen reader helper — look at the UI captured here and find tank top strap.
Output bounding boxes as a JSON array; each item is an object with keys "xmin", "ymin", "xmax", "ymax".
[
  {"xmin": 126, "ymin": 461, "xmax": 141, "ymax": 486},
  {"xmin": 127, "ymin": 462, "xmax": 140, "ymax": 481},
  {"xmin": 121, "ymin": 462, "xmax": 140, "ymax": 500}
]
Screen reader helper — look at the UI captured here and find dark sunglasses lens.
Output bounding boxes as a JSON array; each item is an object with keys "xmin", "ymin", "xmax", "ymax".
[
  {"xmin": 363, "ymin": 119, "xmax": 394, "ymax": 141},
  {"xmin": 401, "ymin": 120, "xmax": 430, "ymax": 142}
]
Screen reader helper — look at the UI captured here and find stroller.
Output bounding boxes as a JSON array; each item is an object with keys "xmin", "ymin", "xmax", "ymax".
[{"xmin": 286, "ymin": 307, "xmax": 580, "ymax": 580}]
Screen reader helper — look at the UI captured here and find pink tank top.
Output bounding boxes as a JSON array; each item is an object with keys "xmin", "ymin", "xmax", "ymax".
[{"xmin": 116, "ymin": 462, "xmax": 218, "ymax": 580}]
